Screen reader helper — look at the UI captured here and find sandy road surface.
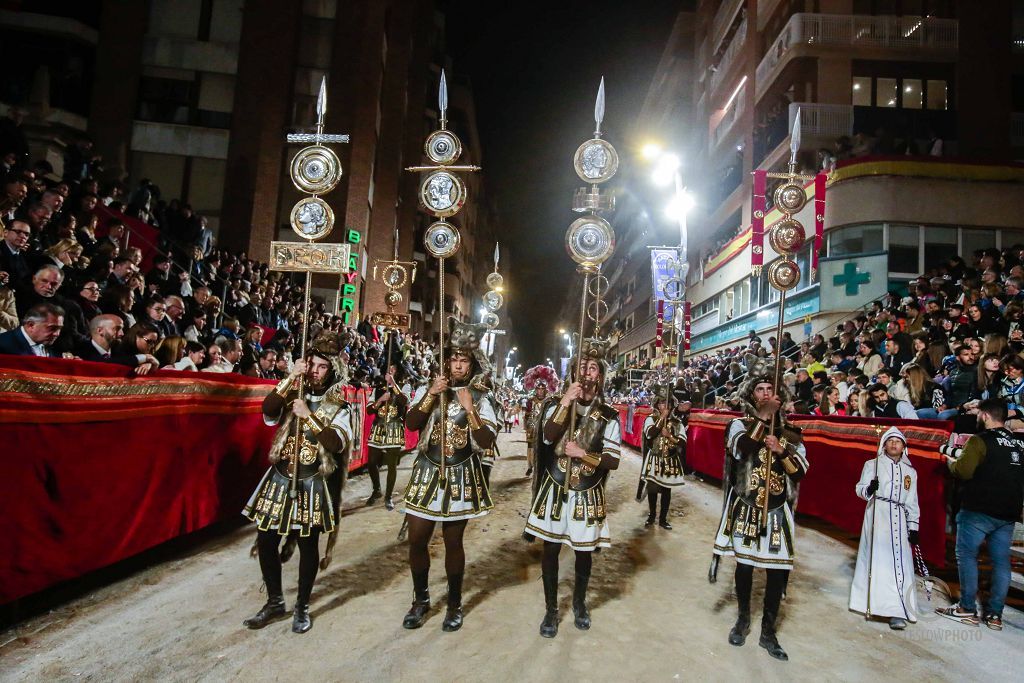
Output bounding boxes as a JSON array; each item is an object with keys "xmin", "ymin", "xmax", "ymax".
[{"xmin": 2, "ymin": 426, "xmax": 1020, "ymax": 681}]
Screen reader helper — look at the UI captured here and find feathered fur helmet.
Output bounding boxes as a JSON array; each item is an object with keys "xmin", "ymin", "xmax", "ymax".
[
  {"xmin": 308, "ymin": 331, "xmax": 347, "ymax": 385},
  {"xmin": 446, "ymin": 316, "xmax": 492, "ymax": 376},
  {"xmin": 651, "ymin": 382, "xmax": 678, "ymax": 409},
  {"xmin": 570, "ymin": 336, "xmax": 611, "ymax": 378},
  {"xmin": 735, "ymin": 352, "xmax": 791, "ymax": 410},
  {"xmin": 523, "ymin": 364, "xmax": 559, "ymax": 393}
]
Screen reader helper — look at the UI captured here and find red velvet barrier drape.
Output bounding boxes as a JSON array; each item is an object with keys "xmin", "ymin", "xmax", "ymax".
[
  {"xmin": 618, "ymin": 406, "xmax": 953, "ymax": 567},
  {"xmin": 0, "ymin": 358, "xmax": 419, "ymax": 604}
]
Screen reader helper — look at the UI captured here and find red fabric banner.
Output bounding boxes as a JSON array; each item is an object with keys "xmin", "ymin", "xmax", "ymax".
[
  {"xmin": 618, "ymin": 406, "xmax": 952, "ymax": 567},
  {"xmin": 655, "ymin": 300, "xmax": 664, "ymax": 349},
  {"xmin": 750, "ymin": 170, "xmax": 767, "ymax": 274},
  {"xmin": 683, "ymin": 301, "xmax": 692, "ymax": 351},
  {"xmin": 0, "ymin": 357, "xmax": 418, "ymax": 604},
  {"xmin": 813, "ymin": 173, "xmax": 827, "ymax": 282}
]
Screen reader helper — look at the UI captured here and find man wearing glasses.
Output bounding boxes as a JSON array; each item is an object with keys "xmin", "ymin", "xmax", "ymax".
[{"xmin": 0, "ymin": 219, "xmax": 34, "ymax": 285}]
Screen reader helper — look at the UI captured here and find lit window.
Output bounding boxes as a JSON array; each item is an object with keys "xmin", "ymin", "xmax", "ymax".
[
  {"xmin": 902, "ymin": 79, "xmax": 922, "ymax": 109},
  {"xmin": 876, "ymin": 78, "xmax": 898, "ymax": 108},
  {"xmin": 852, "ymin": 77, "xmax": 871, "ymax": 106},
  {"xmin": 926, "ymin": 80, "xmax": 948, "ymax": 110}
]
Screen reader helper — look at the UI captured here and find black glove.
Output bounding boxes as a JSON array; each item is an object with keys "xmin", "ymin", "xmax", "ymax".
[
  {"xmin": 866, "ymin": 478, "xmax": 879, "ymax": 496},
  {"xmin": 908, "ymin": 529, "xmax": 920, "ymax": 545}
]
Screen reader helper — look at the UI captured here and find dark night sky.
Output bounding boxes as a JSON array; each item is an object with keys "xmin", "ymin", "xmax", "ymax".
[{"xmin": 443, "ymin": 1, "xmax": 681, "ymax": 367}]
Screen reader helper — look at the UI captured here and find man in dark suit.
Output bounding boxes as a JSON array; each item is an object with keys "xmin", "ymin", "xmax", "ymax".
[
  {"xmin": 77, "ymin": 313, "xmax": 157, "ymax": 374},
  {"xmin": 15, "ymin": 264, "xmax": 88, "ymax": 352},
  {"xmin": 0, "ymin": 219, "xmax": 34, "ymax": 286},
  {"xmin": 0, "ymin": 302, "xmax": 64, "ymax": 356}
]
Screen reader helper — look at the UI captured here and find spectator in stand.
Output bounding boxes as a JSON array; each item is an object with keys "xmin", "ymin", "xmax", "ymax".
[
  {"xmin": 15, "ymin": 265, "xmax": 88, "ymax": 352},
  {"xmin": 164, "ymin": 295, "xmax": 186, "ymax": 337},
  {"xmin": 943, "ymin": 344, "xmax": 980, "ymax": 421},
  {"xmin": 183, "ymin": 309, "xmax": 207, "ymax": 344},
  {"xmin": 1, "ymin": 220, "xmax": 33, "ymax": 285},
  {"xmin": 122, "ymin": 322, "xmax": 160, "ymax": 363},
  {"xmin": 977, "ymin": 353, "xmax": 1003, "ymax": 400},
  {"xmin": 857, "ymin": 340, "xmax": 883, "ymax": 379},
  {"xmin": 0, "ymin": 303, "xmax": 64, "ymax": 357},
  {"xmin": 256, "ymin": 348, "xmax": 278, "ymax": 380},
  {"xmin": 174, "ymin": 340, "xmax": 206, "ymax": 371},
  {"xmin": 201, "ymin": 342, "xmax": 224, "ymax": 371},
  {"xmin": 75, "ymin": 279, "xmax": 102, "ymax": 320},
  {"xmin": 78, "ymin": 314, "xmax": 158, "ymax": 374},
  {"xmin": 155, "ymin": 336, "xmax": 187, "ymax": 368},
  {"xmin": 903, "ymin": 364, "xmax": 946, "ymax": 419},
  {"xmin": 107, "ymin": 256, "xmax": 136, "ymax": 289},
  {"xmin": 866, "ymin": 383, "xmax": 918, "ymax": 420},
  {"xmin": 0, "ymin": 270, "xmax": 16, "ymax": 331},
  {"xmin": 875, "ymin": 368, "xmax": 908, "ymax": 402},
  {"xmin": 139, "ymin": 296, "xmax": 173, "ymax": 339},
  {"xmin": 205, "ymin": 337, "xmax": 241, "ymax": 373},
  {"xmin": 812, "ymin": 386, "xmax": 847, "ymax": 416}
]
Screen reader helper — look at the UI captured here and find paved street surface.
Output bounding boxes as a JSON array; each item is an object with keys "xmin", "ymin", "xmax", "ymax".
[{"xmin": 2, "ymin": 426, "xmax": 1020, "ymax": 681}]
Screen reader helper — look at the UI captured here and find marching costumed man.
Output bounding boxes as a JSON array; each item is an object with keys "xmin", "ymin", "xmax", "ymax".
[
  {"xmin": 524, "ymin": 338, "xmax": 621, "ymax": 638},
  {"xmin": 638, "ymin": 384, "xmax": 686, "ymax": 529},
  {"xmin": 849, "ymin": 426, "xmax": 920, "ymax": 629},
  {"xmin": 401, "ymin": 318, "xmax": 497, "ymax": 632},
  {"xmin": 242, "ymin": 332, "xmax": 354, "ymax": 634},
  {"xmin": 365, "ymin": 362, "xmax": 410, "ymax": 510},
  {"xmin": 523, "ymin": 365, "xmax": 558, "ymax": 478},
  {"xmin": 711, "ymin": 358, "xmax": 808, "ymax": 661}
]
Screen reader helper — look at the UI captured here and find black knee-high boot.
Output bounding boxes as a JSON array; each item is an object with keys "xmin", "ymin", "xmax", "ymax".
[
  {"xmin": 645, "ymin": 488, "xmax": 657, "ymax": 526},
  {"xmin": 729, "ymin": 563, "xmax": 753, "ymax": 646},
  {"xmin": 403, "ymin": 569, "xmax": 431, "ymax": 629},
  {"xmin": 244, "ymin": 531, "xmax": 288, "ymax": 629},
  {"xmin": 442, "ymin": 573, "xmax": 464, "ymax": 632},
  {"xmin": 540, "ymin": 542, "xmax": 560, "ymax": 638},
  {"xmin": 658, "ymin": 488, "xmax": 672, "ymax": 529},
  {"xmin": 760, "ymin": 569, "xmax": 789, "ymax": 661},
  {"xmin": 291, "ymin": 531, "xmax": 320, "ymax": 633},
  {"xmin": 572, "ymin": 551, "xmax": 592, "ymax": 630}
]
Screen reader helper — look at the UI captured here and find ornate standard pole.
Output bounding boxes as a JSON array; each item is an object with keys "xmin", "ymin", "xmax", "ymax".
[
  {"xmin": 271, "ymin": 77, "xmax": 351, "ymax": 522},
  {"xmin": 561, "ymin": 78, "xmax": 618, "ymax": 499},
  {"xmin": 759, "ymin": 108, "xmax": 819, "ymax": 532},
  {"xmin": 406, "ymin": 69, "xmax": 480, "ymax": 493}
]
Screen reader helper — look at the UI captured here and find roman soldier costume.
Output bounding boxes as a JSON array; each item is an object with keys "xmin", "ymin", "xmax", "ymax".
[
  {"xmin": 365, "ymin": 368, "xmax": 411, "ymax": 510},
  {"xmin": 524, "ymin": 337, "xmax": 621, "ymax": 638},
  {"xmin": 401, "ymin": 317, "xmax": 497, "ymax": 632},
  {"xmin": 523, "ymin": 364, "xmax": 558, "ymax": 479},
  {"xmin": 242, "ymin": 332, "xmax": 354, "ymax": 634},
  {"xmin": 709, "ymin": 356, "xmax": 808, "ymax": 660},
  {"xmin": 638, "ymin": 384, "xmax": 686, "ymax": 529}
]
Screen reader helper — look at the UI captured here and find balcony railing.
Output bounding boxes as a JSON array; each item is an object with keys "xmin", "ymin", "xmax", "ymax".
[
  {"xmin": 710, "ymin": 0, "xmax": 745, "ymax": 55},
  {"xmin": 756, "ymin": 14, "xmax": 959, "ymax": 97},
  {"xmin": 1013, "ymin": 113, "xmax": 1024, "ymax": 147},
  {"xmin": 788, "ymin": 102, "xmax": 854, "ymax": 139},
  {"xmin": 709, "ymin": 18, "xmax": 747, "ymax": 96}
]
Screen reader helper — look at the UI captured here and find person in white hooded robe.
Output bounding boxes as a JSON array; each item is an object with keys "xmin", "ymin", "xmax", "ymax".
[{"xmin": 849, "ymin": 426, "xmax": 921, "ymax": 629}]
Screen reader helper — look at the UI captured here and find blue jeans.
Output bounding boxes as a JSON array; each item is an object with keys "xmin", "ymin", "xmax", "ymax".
[
  {"xmin": 955, "ymin": 509, "xmax": 1015, "ymax": 615},
  {"xmin": 916, "ymin": 408, "xmax": 939, "ymax": 419}
]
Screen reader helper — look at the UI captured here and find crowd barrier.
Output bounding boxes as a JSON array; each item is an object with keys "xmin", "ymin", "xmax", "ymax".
[
  {"xmin": 1, "ymin": 357, "xmax": 416, "ymax": 604},
  {"xmin": 614, "ymin": 405, "xmax": 952, "ymax": 567}
]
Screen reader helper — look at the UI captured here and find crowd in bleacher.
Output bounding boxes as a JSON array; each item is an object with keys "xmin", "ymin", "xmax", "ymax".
[
  {"xmin": 0, "ymin": 117, "xmax": 439, "ymax": 389},
  {"xmin": 612, "ymin": 246, "xmax": 1024, "ymax": 433}
]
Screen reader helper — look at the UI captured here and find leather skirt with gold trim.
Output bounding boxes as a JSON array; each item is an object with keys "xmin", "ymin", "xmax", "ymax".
[
  {"xmin": 243, "ymin": 462, "xmax": 336, "ymax": 537},
  {"xmin": 524, "ymin": 472, "xmax": 611, "ymax": 551},
  {"xmin": 402, "ymin": 452, "xmax": 493, "ymax": 521},
  {"xmin": 711, "ymin": 488, "xmax": 796, "ymax": 569},
  {"xmin": 368, "ymin": 417, "xmax": 405, "ymax": 450},
  {"xmin": 640, "ymin": 446, "xmax": 686, "ymax": 488}
]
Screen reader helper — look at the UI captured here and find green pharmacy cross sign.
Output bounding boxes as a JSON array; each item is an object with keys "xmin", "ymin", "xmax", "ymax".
[{"xmin": 834, "ymin": 261, "xmax": 871, "ymax": 296}]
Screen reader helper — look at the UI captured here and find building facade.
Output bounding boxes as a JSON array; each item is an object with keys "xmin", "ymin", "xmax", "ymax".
[
  {"xmin": 605, "ymin": 0, "xmax": 1024, "ymax": 367},
  {"xmin": 0, "ymin": 0, "xmax": 510, "ymax": 346}
]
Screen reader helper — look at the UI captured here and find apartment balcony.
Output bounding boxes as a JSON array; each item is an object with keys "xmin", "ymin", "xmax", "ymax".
[
  {"xmin": 755, "ymin": 13, "xmax": 959, "ymax": 100},
  {"xmin": 754, "ymin": 102, "xmax": 852, "ymax": 170},
  {"xmin": 708, "ymin": 18, "xmax": 747, "ymax": 98},
  {"xmin": 710, "ymin": 0, "xmax": 744, "ymax": 55}
]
